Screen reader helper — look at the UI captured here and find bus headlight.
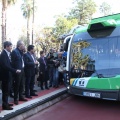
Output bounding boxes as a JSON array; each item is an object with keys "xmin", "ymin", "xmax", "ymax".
[
  {"xmin": 66, "ymin": 72, "xmax": 70, "ymax": 84},
  {"xmin": 67, "ymin": 76, "xmax": 69, "ymax": 79},
  {"xmin": 67, "ymin": 80, "xmax": 69, "ymax": 82},
  {"xmin": 67, "ymin": 86, "xmax": 70, "ymax": 89}
]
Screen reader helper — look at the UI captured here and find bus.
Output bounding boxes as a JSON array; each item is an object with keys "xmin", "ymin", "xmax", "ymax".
[{"xmin": 64, "ymin": 13, "xmax": 120, "ymax": 101}]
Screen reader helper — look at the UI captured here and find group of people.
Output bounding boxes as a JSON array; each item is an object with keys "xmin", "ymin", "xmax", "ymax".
[{"xmin": 0, "ymin": 40, "xmax": 67, "ymax": 110}]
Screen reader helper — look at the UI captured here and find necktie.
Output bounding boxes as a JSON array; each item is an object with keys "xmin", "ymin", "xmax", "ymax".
[
  {"xmin": 43, "ymin": 57, "xmax": 47, "ymax": 70},
  {"xmin": 8, "ymin": 54, "xmax": 11, "ymax": 62},
  {"xmin": 22, "ymin": 56, "xmax": 24, "ymax": 68},
  {"xmin": 43, "ymin": 57, "xmax": 46, "ymax": 65},
  {"xmin": 31, "ymin": 55, "xmax": 36, "ymax": 62}
]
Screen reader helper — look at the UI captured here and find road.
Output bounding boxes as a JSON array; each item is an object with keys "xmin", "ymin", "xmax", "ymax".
[{"xmin": 26, "ymin": 95, "xmax": 120, "ymax": 120}]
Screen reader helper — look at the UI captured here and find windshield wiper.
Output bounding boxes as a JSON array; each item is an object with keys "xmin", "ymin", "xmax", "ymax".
[
  {"xmin": 95, "ymin": 71, "xmax": 116, "ymax": 78},
  {"xmin": 78, "ymin": 70, "xmax": 95, "ymax": 78}
]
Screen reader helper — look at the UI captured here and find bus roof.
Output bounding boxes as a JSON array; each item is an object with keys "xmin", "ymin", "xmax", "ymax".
[{"xmin": 75, "ymin": 13, "xmax": 120, "ymax": 34}]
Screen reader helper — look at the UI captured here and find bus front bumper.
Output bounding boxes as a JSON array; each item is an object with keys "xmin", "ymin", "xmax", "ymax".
[{"xmin": 68, "ymin": 86, "xmax": 120, "ymax": 101}]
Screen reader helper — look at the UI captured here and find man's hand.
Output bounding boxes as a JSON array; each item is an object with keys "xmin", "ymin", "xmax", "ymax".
[
  {"xmin": 34, "ymin": 61, "xmax": 38, "ymax": 64},
  {"xmin": 16, "ymin": 70, "xmax": 21, "ymax": 73},
  {"xmin": 53, "ymin": 60, "xmax": 56, "ymax": 62}
]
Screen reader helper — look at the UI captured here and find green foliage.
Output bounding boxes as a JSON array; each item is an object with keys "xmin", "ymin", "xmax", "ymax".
[
  {"xmin": 21, "ymin": 0, "xmax": 36, "ymax": 45},
  {"xmin": 1, "ymin": 0, "xmax": 17, "ymax": 7},
  {"xmin": 1, "ymin": 0, "xmax": 17, "ymax": 48},
  {"xmin": 21, "ymin": 0, "xmax": 34, "ymax": 19},
  {"xmin": 99, "ymin": 2, "xmax": 112, "ymax": 16},
  {"xmin": 18, "ymin": 26, "xmax": 27, "ymax": 46},
  {"xmin": 19, "ymin": 35, "xmax": 27, "ymax": 46},
  {"xmin": 66, "ymin": 0, "xmax": 97, "ymax": 25},
  {"xmin": 35, "ymin": 27, "xmax": 60, "ymax": 53},
  {"xmin": 53, "ymin": 15, "xmax": 78, "ymax": 37},
  {"xmin": 7, "ymin": 0, "xmax": 17, "ymax": 5}
]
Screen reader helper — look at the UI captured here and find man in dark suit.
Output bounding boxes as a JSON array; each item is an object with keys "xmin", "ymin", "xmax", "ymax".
[
  {"xmin": 38, "ymin": 51, "xmax": 49, "ymax": 90},
  {"xmin": 24, "ymin": 45, "xmax": 38, "ymax": 98},
  {"xmin": 0, "ymin": 41, "xmax": 21, "ymax": 110},
  {"xmin": 11, "ymin": 40, "xmax": 27, "ymax": 105}
]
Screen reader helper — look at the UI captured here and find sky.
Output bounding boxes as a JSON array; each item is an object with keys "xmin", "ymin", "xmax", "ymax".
[{"xmin": 1, "ymin": 0, "xmax": 120, "ymax": 44}]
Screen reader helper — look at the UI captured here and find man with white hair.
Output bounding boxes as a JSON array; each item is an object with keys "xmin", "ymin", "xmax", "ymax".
[
  {"xmin": 11, "ymin": 40, "xmax": 27, "ymax": 105},
  {"xmin": 0, "ymin": 41, "xmax": 21, "ymax": 110}
]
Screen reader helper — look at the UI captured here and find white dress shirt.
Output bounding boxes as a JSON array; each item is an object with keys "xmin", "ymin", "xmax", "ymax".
[{"xmin": 4, "ymin": 49, "xmax": 11, "ymax": 61}]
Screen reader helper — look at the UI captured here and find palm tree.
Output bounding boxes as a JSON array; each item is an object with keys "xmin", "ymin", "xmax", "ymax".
[
  {"xmin": 1, "ymin": 0, "xmax": 17, "ymax": 48},
  {"xmin": 99, "ymin": 2, "xmax": 112, "ymax": 16},
  {"xmin": 21, "ymin": 0, "xmax": 33, "ymax": 46}
]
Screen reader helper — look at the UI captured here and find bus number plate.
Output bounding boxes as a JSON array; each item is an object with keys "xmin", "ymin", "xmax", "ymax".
[{"xmin": 83, "ymin": 92, "xmax": 100, "ymax": 98}]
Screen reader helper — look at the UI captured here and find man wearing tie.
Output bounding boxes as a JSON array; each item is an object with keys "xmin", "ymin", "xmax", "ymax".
[
  {"xmin": 11, "ymin": 40, "xmax": 27, "ymax": 105},
  {"xmin": 38, "ymin": 51, "xmax": 49, "ymax": 90},
  {"xmin": 24, "ymin": 45, "xmax": 38, "ymax": 98},
  {"xmin": 0, "ymin": 41, "xmax": 21, "ymax": 110}
]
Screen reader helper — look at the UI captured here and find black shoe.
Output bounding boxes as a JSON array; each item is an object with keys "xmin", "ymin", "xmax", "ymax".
[
  {"xmin": 19, "ymin": 98, "xmax": 28, "ymax": 101},
  {"xmin": 45, "ymin": 87, "xmax": 49, "ymax": 90},
  {"xmin": 30, "ymin": 93, "xmax": 38, "ymax": 96},
  {"xmin": 2, "ymin": 105, "xmax": 13, "ymax": 110},
  {"xmin": 10, "ymin": 94, "xmax": 14, "ymax": 98},
  {"xmin": 33, "ymin": 90, "xmax": 37, "ymax": 92},
  {"xmin": 8, "ymin": 103, "xmax": 13, "ymax": 106},
  {"xmin": 25, "ymin": 95, "xmax": 32, "ymax": 99},
  {"xmin": 55, "ymin": 85, "xmax": 59, "ymax": 88},
  {"xmin": 14, "ymin": 100, "xmax": 19, "ymax": 105},
  {"xmin": 41, "ymin": 87, "xmax": 44, "ymax": 90}
]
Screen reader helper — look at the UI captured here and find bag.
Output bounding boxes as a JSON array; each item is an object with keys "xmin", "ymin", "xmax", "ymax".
[
  {"xmin": 37, "ymin": 72, "xmax": 44, "ymax": 81},
  {"xmin": 37, "ymin": 75, "xmax": 41, "ymax": 81},
  {"xmin": 35, "ymin": 66, "xmax": 39, "ymax": 75},
  {"xmin": 58, "ymin": 65, "xmax": 66, "ymax": 72}
]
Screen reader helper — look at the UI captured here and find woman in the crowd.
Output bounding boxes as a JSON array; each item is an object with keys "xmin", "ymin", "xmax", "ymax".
[{"xmin": 38, "ymin": 51, "xmax": 49, "ymax": 90}]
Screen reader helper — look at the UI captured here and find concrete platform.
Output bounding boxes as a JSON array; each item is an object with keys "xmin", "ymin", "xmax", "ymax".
[{"xmin": 0, "ymin": 86, "xmax": 68, "ymax": 120}]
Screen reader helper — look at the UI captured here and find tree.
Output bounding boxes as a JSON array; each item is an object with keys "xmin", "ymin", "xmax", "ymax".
[
  {"xmin": 18, "ymin": 26, "xmax": 27, "ymax": 46},
  {"xmin": 35, "ymin": 27, "xmax": 60, "ymax": 54},
  {"xmin": 1, "ymin": 0, "xmax": 17, "ymax": 48},
  {"xmin": 53, "ymin": 15, "xmax": 78, "ymax": 38},
  {"xmin": 99, "ymin": 2, "xmax": 112, "ymax": 16},
  {"xmin": 21, "ymin": 0, "xmax": 34, "ymax": 46},
  {"xmin": 66, "ymin": 0, "xmax": 97, "ymax": 25}
]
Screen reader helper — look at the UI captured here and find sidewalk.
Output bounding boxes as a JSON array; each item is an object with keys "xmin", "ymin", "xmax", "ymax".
[
  {"xmin": 0, "ymin": 85, "xmax": 67, "ymax": 120},
  {"xmin": 0, "ymin": 84, "xmax": 41, "ymax": 106}
]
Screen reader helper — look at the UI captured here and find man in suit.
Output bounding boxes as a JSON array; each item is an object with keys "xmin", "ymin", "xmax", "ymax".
[
  {"xmin": 38, "ymin": 51, "xmax": 49, "ymax": 90},
  {"xmin": 11, "ymin": 40, "xmax": 27, "ymax": 105},
  {"xmin": 24, "ymin": 45, "xmax": 38, "ymax": 98},
  {"xmin": 0, "ymin": 41, "xmax": 21, "ymax": 110}
]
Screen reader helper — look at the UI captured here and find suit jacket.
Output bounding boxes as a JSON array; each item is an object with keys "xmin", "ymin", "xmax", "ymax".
[
  {"xmin": 38, "ymin": 57, "xmax": 48, "ymax": 73},
  {"xmin": 23, "ymin": 52, "xmax": 35, "ymax": 76},
  {"xmin": 0, "ymin": 50, "xmax": 16, "ymax": 80},
  {"xmin": 11, "ymin": 48, "xmax": 23, "ymax": 70}
]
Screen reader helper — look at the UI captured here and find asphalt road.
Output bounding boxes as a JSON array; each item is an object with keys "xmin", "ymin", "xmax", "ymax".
[{"xmin": 26, "ymin": 95, "xmax": 120, "ymax": 120}]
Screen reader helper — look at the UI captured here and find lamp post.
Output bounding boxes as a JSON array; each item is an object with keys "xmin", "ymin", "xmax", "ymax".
[{"xmin": 32, "ymin": 0, "xmax": 34, "ymax": 44}]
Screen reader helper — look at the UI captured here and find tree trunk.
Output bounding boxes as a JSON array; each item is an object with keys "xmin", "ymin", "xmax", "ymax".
[
  {"xmin": 32, "ymin": 0, "xmax": 34, "ymax": 44},
  {"xmin": 5, "ymin": 9, "xmax": 7, "ymax": 41},
  {"xmin": 1, "ymin": 1, "xmax": 6, "ymax": 48},
  {"xmin": 27, "ymin": 17, "xmax": 30, "ymax": 46}
]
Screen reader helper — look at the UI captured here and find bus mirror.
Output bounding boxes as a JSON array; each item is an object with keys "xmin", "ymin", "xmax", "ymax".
[
  {"xmin": 63, "ymin": 36, "xmax": 71, "ymax": 51},
  {"xmin": 64, "ymin": 43, "xmax": 67, "ymax": 51}
]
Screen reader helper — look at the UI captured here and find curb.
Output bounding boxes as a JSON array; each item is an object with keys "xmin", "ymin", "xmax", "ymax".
[{"xmin": 0, "ymin": 89, "xmax": 68, "ymax": 120}]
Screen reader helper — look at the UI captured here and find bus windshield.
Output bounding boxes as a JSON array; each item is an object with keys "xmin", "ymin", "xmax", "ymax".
[{"xmin": 71, "ymin": 35, "xmax": 120, "ymax": 78}]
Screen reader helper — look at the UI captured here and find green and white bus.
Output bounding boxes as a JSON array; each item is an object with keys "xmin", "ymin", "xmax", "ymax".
[{"xmin": 65, "ymin": 13, "xmax": 120, "ymax": 100}]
